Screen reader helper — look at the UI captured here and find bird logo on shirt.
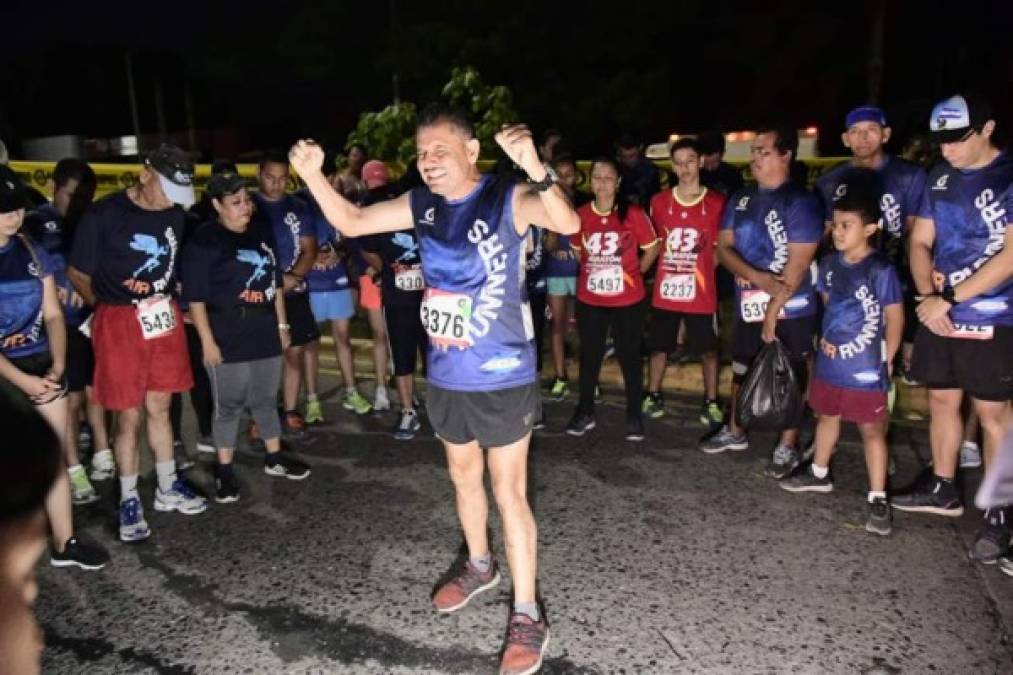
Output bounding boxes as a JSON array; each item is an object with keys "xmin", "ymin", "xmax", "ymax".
[
  {"xmin": 392, "ymin": 232, "xmax": 420, "ymax": 261},
  {"xmin": 237, "ymin": 249, "xmax": 271, "ymax": 288},
  {"xmin": 129, "ymin": 234, "xmax": 169, "ymax": 277}
]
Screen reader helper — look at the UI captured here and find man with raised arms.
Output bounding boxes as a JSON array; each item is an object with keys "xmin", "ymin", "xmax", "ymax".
[{"xmin": 289, "ymin": 103, "xmax": 579, "ymax": 675}]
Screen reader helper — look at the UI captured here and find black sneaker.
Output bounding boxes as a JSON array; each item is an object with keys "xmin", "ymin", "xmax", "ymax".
[
  {"xmin": 173, "ymin": 440, "xmax": 195, "ymax": 472},
  {"xmin": 779, "ymin": 465, "xmax": 833, "ymax": 493},
  {"xmin": 891, "ymin": 480, "xmax": 963, "ymax": 517},
  {"xmin": 50, "ymin": 537, "xmax": 110, "ymax": 571},
  {"xmin": 625, "ymin": 416, "xmax": 645, "ymax": 442},
  {"xmin": 215, "ymin": 468, "xmax": 240, "ymax": 504},
  {"xmin": 565, "ymin": 411, "xmax": 596, "ymax": 437},
  {"xmin": 264, "ymin": 453, "xmax": 311, "ymax": 480},
  {"xmin": 532, "ymin": 411, "xmax": 547, "ymax": 431},
  {"xmin": 969, "ymin": 508, "xmax": 1011, "ymax": 564},
  {"xmin": 865, "ymin": 497, "xmax": 892, "ymax": 536},
  {"xmin": 764, "ymin": 443, "xmax": 803, "ymax": 479}
]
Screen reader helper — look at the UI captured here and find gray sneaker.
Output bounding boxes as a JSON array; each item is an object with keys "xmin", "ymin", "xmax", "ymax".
[
  {"xmin": 699, "ymin": 426, "xmax": 748, "ymax": 454},
  {"xmin": 779, "ymin": 465, "xmax": 833, "ymax": 493},
  {"xmin": 865, "ymin": 497, "xmax": 892, "ymax": 536},
  {"xmin": 969, "ymin": 508, "xmax": 1010, "ymax": 564},
  {"xmin": 765, "ymin": 443, "xmax": 802, "ymax": 479}
]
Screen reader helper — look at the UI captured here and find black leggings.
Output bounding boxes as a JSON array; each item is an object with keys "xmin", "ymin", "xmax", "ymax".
[
  {"xmin": 171, "ymin": 322, "xmax": 214, "ymax": 439},
  {"xmin": 530, "ymin": 292, "xmax": 547, "ymax": 374},
  {"xmin": 577, "ymin": 299, "xmax": 646, "ymax": 419}
]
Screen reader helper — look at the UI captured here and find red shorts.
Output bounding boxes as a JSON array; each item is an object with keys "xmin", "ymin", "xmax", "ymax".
[
  {"xmin": 808, "ymin": 376, "xmax": 888, "ymax": 424},
  {"xmin": 358, "ymin": 275, "xmax": 382, "ymax": 310},
  {"xmin": 92, "ymin": 301, "xmax": 193, "ymax": 410}
]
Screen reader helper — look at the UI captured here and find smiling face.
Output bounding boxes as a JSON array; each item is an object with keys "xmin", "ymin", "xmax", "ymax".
[
  {"xmin": 0, "ymin": 207, "xmax": 25, "ymax": 240},
  {"xmin": 415, "ymin": 120, "xmax": 480, "ymax": 199},
  {"xmin": 590, "ymin": 161, "xmax": 620, "ymax": 205}
]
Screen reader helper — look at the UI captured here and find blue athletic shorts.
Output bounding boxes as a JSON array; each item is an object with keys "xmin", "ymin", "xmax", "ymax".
[
  {"xmin": 546, "ymin": 276, "xmax": 577, "ymax": 297},
  {"xmin": 309, "ymin": 290, "xmax": 355, "ymax": 321}
]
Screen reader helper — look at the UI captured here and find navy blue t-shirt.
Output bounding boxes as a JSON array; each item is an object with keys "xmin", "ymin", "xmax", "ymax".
[
  {"xmin": 1, "ymin": 235, "xmax": 57, "ymax": 359},
  {"xmin": 69, "ymin": 191, "xmax": 185, "ymax": 304},
  {"xmin": 297, "ymin": 189, "xmax": 351, "ymax": 293},
  {"xmin": 181, "ymin": 217, "xmax": 283, "ymax": 363},
  {"xmin": 23, "ymin": 204, "xmax": 91, "ymax": 327},
  {"xmin": 915, "ymin": 152, "xmax": 1013, "ymax": 328},
  {"xmin": 361, "ymin": 229, "xmax": 424, "ymax": 308},
  {"xmin": 815, "ymin": 155, "xmax": 927, "ymax": 265},
  {"xmin": 815, "ymin": 251, "xmax": 902, "ymax": 391},
  {"xmin": 721, "ymin": 181, "xmax": 824, "ymax": 320},
  {"xmin": 251, "ymin": 193, "xmax": 313, "ymax": 276},
  {"xmin": 525, "ymin": 227, "xmax": 548, "ymax": 295}
]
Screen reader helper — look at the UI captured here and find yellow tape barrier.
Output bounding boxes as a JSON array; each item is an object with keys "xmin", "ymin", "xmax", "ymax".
[{"xmin": 9, "ymin": 157, "xmax": 848, "ymax": 201}]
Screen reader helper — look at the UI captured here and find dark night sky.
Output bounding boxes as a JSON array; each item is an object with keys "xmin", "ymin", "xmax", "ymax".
[{"xmin": 1, "ymin": 0, "xmax": 1011, "ymax": 159}]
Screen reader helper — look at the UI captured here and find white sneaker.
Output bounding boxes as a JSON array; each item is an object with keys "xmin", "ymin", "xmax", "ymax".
[
  {"xmin": 154, "ymin": 479, "xmax": 208, "ymax": 515},
  {"xmin": 960, "ymin": 441, "xmax": 982, "ymax": 469},
  {"xmin": 89, "ymin": 449, "xmax": 116, "ymax": 481},
  {"xmin": 373, "ymin": 386, "xmax": 391, "ymax": 412}
]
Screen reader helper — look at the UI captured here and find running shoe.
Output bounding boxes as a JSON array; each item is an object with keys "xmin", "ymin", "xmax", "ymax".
[
  {"xmin": 304, "ymin": 398, "xmax": 325, "ymax": 425},
  {"xmin": 641, "ymin": 392, "xmax": 664, "ymax": 419},
  {"xmin": 698, "ymin": 426, "xmax": 748, "ymax": 454},
  {"xmin": 779, "ymin": 465, "xmax": 833, "ymax": 493},
  {"xmin": 173, "ymin": 440, "xmax": 195, "ymax": 472},
  {"xmin": 765, "ymin": 443, "xmax": 802, "ymax": 479},
  {"xmin": 625, "ymin": 416, "xmax": 645, "ymax": 442},
  {"xmin": 215, "ymin": 469, "xmax": 240, "ymax": 504},
  {"xmin": 500, "ymin": 613, "xmax": 550, "ymax": 675},
  {"xmin": 343, "ymin": 389, "xmax": 372, "ymax": 415},
  {"xmin": 565, "ymin": 411, "xmax": 596, "ymax": 437},
  {"xmin": 959, "ymin": 441, "xmax": 982, "ymax": 469},
  {"xmin": 89, "ymin": 449, "xmax": 116, "ymax": 481},
  {"xmin": 282, "ymin": 411, "xmax": 307, "ymax": 440},
  {"xmin": 196, "ymin": 435, "xmax": 216, "ymax": 455},
  {"xmin": 969, "ymin": 508, "xmax": 1011, "ymax": 564},
  {"xmin": 865, "ymin": 497, "xmax": 892, "ymax": 536},
  {"xmin": 999, "ymin": 554, "xmax": 1013, "ymax": 578},
  {"xmin": 432, "ymin": 558, "xmax": 501, "ymax": 613},
  {"xmin": 373, "ymin": 387, "xmax": 391, "ymax": 412},
  {"xmin": 700, "ymin": 399, "xmax": 724, "ymax": 427},
  {"xmin": 118, "ymin": 497, "xmax": 150, "ymax": 542},
  {"xmin": 531, "ymin": 411, "xmax": 547, "ymax": 431},
  {"xmin": 50, "ymin": 537, "xmax": 109, "ymax": 570},
  {"xmin": 549, "ymin": 377, "xmax": 569, "ymax": 401},
  {"xmin": 154, "ymin": 479, "xmax": 208, "ymax": 515},
  {"xmin": 264, "ymin": 453, "xmax": 311, "ymax": 480},
  {"xmin": 393, "ymin": 408, "xmax": 422, "ymax": 440},
  {"xmin": 891, "ymin": 481, "xmax": 963, "ymax": 517},
  {"xmin": 69, "ymin": 466, "xmax": 99, "ymax": 505}
]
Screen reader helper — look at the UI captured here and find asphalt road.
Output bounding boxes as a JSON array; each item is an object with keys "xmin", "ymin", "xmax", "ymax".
[{"xmin": 35, "ymin": 383, "xmax": 1013, "ymax": 674}]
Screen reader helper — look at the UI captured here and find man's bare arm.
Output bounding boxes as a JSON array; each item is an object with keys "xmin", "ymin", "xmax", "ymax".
[{"xmin": 67, "ymin": 266, "xmax": 96, "ymax": 306}]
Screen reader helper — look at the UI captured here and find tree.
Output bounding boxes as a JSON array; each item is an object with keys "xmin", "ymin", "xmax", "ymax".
[{"xmin": 345, "ymin": 66, "xmax": 518, "ymax": 164}]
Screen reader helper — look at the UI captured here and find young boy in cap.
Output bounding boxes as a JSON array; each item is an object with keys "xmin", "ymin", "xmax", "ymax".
[{"xmin": 896, "ymin": 94, "xmax": 1013, "ymax": 564}]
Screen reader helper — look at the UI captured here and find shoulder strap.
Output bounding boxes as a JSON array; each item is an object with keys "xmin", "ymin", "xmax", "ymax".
[{"xmin": 16, "ymin": 232, "xmax": 43, "ymax": 273}]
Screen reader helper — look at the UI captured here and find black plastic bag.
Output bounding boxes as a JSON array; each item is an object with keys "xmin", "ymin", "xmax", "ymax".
[{"xmin": 735, "ymin": 340, "xmax": 803, "ymax": 432}]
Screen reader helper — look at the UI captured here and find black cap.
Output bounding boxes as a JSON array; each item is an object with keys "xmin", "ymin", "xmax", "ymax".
[
  {"xmin": 929, "ymin": 94, "xmax": 994, "ymax": 144},
  {"xmin": 205, "ymin": 172, "xmax": 247, "ymax": 199},
  {"xmin": 0, "ymin": 164, "xmax": 28, "ymax": 213}
]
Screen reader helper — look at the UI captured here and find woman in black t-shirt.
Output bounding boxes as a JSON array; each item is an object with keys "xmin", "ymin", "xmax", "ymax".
[{"xmin": 181, "ymin": 174, "xmax": 311, "ymax": 503}]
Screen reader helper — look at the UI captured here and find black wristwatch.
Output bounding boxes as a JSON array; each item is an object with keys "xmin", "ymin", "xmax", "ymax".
[
  {"xmin": 530, "ymin": 166, "xmax": 558, "ymax": 192},
  {"xmin": 941, "ymin": 285, "xmax": 958, "ymax": 305}
]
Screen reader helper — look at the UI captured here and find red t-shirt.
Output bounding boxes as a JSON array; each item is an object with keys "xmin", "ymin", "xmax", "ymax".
[
  {"xmin": 574, "ymin": 202, "xmax": 658, "ymax": 307},
  {"xmin": 648, "ymin": 187, "xmax": 725, "ymax": 314}
]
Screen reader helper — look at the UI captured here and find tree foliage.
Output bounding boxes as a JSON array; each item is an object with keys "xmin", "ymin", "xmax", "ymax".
[{"xmin": 346, "ymin": 66, "xmax": 518, "ymax": 163}]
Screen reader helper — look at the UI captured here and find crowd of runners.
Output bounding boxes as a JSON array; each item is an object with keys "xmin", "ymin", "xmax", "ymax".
[{"xmin": 1, "ymin": 92, "xmax": 1011, "ymax": 675}]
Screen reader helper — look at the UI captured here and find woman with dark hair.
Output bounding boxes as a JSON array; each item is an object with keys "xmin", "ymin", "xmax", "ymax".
[
  {"xmin": 182, "ymin": 173, "xmax": 311, "ymax": 504},
  {"xmin": 0, "ymin": 165, "xmax": 108, "ymax": 570},
  {"xmin": 566, "ymin": 157, "xmax": 659, "ymax": 441}
]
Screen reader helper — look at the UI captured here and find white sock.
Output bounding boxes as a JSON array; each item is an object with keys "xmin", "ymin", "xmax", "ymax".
[
  {"xmin": 346, "ymin": 386, "xmax": 357, "ymax": 395},
  {"xmin": 155, "ymin": 460, "xmax": 178, "ymax": 493},
  {"xmin": 68, "ymin": 463, "xmax": 84, "ymax": 476},
  {"xmin": 961, "ymin": 440, "xmax": 979, "ymax": 451},
  {"xmin": 93, "ymin": 448, "xmax": 113, "ymax": 462},
  {"xmin": 306, "ymin": 392, "xmax": 318, "ymax": 402},
  {"xmin": 120, "ymin": 474, "xmax": 139, "ymax": 502},
  {"xmin": 811, "ymin": 463, "xmax": 829, "ymax": 479},
  {"xmin": 868, "ymin": 490, "xmax": 887, "ymax": 503},
  {"xmin": 375, "ymin": 385, "xmax": 387, "ymax": 396}
]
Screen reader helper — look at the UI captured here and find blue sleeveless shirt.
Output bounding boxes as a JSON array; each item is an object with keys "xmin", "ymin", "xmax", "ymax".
[{"xmin": 410, "ymin": 175, "xmax": 536, "ymax": 392}]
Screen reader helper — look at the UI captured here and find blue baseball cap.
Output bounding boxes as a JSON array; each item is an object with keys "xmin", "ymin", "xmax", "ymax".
[
  {"xmin": 929, "ymin": 94, "xmax": 993, "ymax": 143},
  {"xmin": 845, "ymin": 106, "xmax": 887, "ymax": 129}
]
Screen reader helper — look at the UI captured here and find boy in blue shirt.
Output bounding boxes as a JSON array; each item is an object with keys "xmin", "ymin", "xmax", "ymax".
[{"xmin": 781, "ymin": 171, "xmax": 904, "ymax": 536}]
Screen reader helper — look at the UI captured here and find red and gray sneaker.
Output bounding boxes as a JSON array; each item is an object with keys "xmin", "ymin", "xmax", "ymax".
[
  {"xmin": 500, "ymin": 613, "xmax": 550, "ymax": 675},
  {"xmin": 431, "ymin": 558, "xmax": 501, "ymax": 613}
]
